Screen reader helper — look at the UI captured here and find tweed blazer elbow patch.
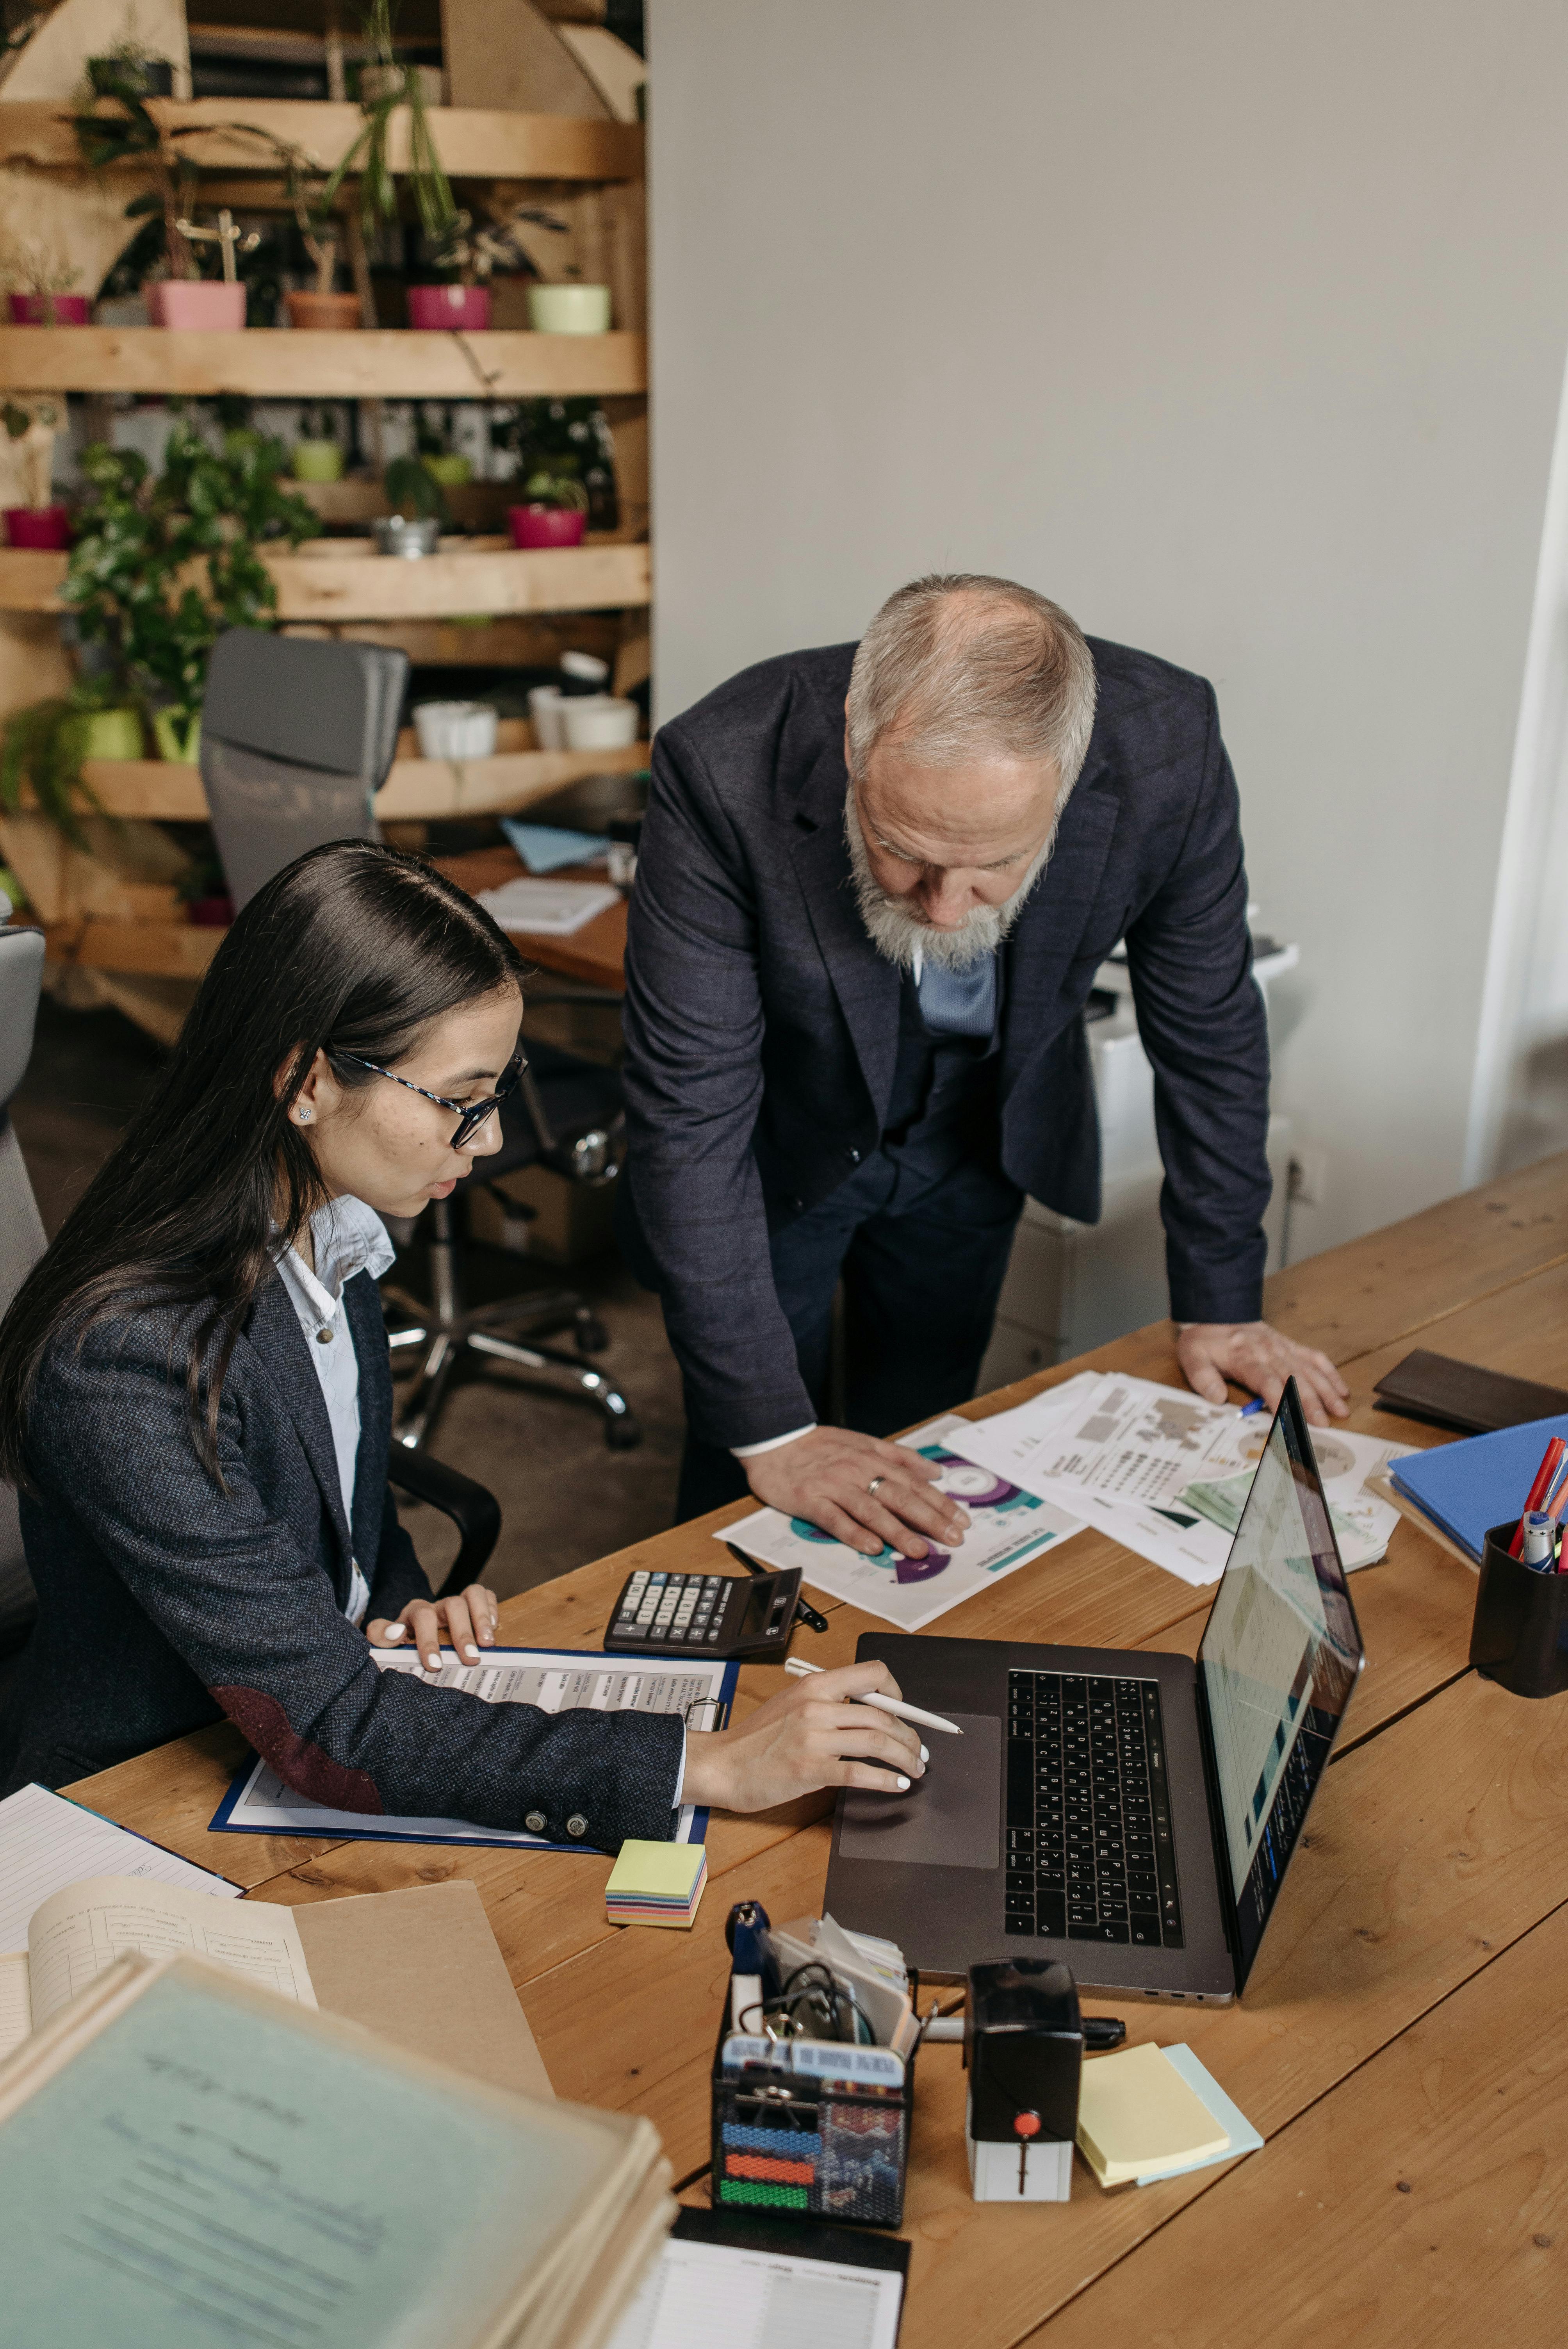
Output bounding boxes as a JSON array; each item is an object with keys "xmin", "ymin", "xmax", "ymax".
[{"xmin": 0, "ymin": 1273, "xmax": 684, "ymax": 1850}]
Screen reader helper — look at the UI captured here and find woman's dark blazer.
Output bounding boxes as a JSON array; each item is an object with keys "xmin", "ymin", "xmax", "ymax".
[{"xmin": 0, "ymin": 1268, "xmax": 682, "ymax": 1849}]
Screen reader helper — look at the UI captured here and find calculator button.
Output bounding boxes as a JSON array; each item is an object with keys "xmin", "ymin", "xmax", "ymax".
[
  {"xmin": 706, "ymin": 1628, "xmax": 721, "ymax": 1642},
  {"xmin": 617, "ymin": 1624, "xmax": 647, "ymax": 1638},
  {"xmin": 650, "ymin": 1573, "xmax": 666, "ymax": 1584},
  {"xmin": 702, "ymin": 1577, "xmax": 721, "ymax": 1593},
  {"xmin": 649, "ymin": 1626, "xmax": 667, "ymax": 1640},
  {"xmin": 628, "ymin": 1573, "xmax": 648, "ymax": 1590}
]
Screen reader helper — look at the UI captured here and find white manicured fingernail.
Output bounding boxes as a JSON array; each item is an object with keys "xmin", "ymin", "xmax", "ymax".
[
  {"xmin": 463, "ymin": 1644, "xmax": 479, "ymax": 1661},
  {"xmin": 425, "ymin": 1653, "xmax": 439, "ymax": 1669},
  {"xmin": 895, "ymin": 1775, "xmax": 911, "ymax": 1790},
  {"xmin": 384, "ymin": 1624, "xmax": 406, "ymax": 1640},
  {"xmin": 921, "ymin": 1745, "xmax": 929, "ymax": 1763}
]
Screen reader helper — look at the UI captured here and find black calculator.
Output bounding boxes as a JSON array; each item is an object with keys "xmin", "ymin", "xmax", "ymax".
[{"xmin": 604, "ymin": 1566, "xmax": 804, "ymax": 1659}]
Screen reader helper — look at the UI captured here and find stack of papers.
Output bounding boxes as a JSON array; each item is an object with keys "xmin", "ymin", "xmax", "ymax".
[
  {"xmin": 501, "ymin": 818, "xmax": 611, "ymax": 874},
  {"xmin": 475, "ymin": 877, "xmax": 622, "ymax": 936},
  {"xmin": 957, "ymin": 1372, "xmax": 1411, "ymax": 1588},
  {"xmin": 1075, "ymin": 2039, "xmax": 1261, "ymax": 2187},
  {"xmin": 605, "ymin": 1841, "xmax": 707, "ymax": 1929}
]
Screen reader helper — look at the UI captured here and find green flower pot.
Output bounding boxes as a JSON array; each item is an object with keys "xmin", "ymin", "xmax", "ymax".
[
  {"xmin": 153, "ymin": 708, "xmax": 202, "ymax": 764},
  {"xmin": 423, "ymin": 453, "xmax": 472, "ymax": 487},
  {"xmin": 292, "ymin": 440, "xmax": 344, "ymax": 483},
  {"xmin": 80, "ymin": 708, "xmax": 144, "ymax": 761}
]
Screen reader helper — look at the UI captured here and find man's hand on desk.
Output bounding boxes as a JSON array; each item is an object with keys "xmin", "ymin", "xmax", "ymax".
[
  {"xmin": 741, "ymin": 1425, "xmax": 969, "ymax": 1559},
  {"xmin": 1177, "ymin": 1320, "xmax": 1349, "ymax": 1426},
  {"xmin": 681, "ymin": 1660, "xmax": 926, "ymax": 1813}
]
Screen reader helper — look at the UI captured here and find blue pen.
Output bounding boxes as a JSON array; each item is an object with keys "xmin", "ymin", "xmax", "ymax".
[{"xmin": 1240, "ymin": 1398, "xmax": 1265, "ymax": 1417}]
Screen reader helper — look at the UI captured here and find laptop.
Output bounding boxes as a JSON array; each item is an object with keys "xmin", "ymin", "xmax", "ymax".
[{"xmin": 821, "ymin": 1379, "xmax": 1364, "ymax": 2003}]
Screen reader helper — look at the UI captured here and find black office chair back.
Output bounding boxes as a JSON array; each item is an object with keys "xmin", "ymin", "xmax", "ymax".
[
  {"xmin": 0, "ymin": 927, "xmax": 46, "ymax": 1649},
  {"xmin": 201, "ymin": 629, "xmax": 410, "ymax": 911}
]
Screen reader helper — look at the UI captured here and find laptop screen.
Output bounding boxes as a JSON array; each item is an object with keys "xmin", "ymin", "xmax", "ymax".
[{"xmin": 1198, "ymin": 1383, "xmax": 1364, "ymax": 1989}]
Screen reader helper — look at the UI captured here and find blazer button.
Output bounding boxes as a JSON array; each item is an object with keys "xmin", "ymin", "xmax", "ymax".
[
  {"xmin": 846, "ymin": 1148, "xmax": 861, "ymax": 1164},
  {"xmin": 565, "ymin": 1813, "xmax": 588, "ymax": 1838},
  {"xmin": 790, "ymin": 1196, "xmax": 805, "ymax": 1213},
  {"xmin": 524, "ymin": 1811, "xmax": 547, "ymax": 1834}
]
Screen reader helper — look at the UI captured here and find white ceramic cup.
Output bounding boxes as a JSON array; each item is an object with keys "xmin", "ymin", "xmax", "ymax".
[
  {"xmin": 527, "ymin": 684, "xmax": 567, "ymax": 750},
  {"xmin": 527, "ymin": 283, "xmax": 612, "ymax": 335},
  {"xmin": 413, "ymin": 700, "xmax": 499, "ymax": 760},
  {"xmin": 561, "ymin": 695, "xmax": 639, "ymax": 752}
]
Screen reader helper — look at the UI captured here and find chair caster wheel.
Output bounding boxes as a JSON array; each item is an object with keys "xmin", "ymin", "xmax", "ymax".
[
  {"xmin": 575, "ymin": 1314, "xmax": 609, "ymax": 1355},
  {"xmin": 604, "ymin": 1415, "xmax": 642, "ymax": 1451}
]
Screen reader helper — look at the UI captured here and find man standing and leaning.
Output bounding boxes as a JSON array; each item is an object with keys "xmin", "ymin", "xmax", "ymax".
[{"xmin": 620, "ymin": 574, "xmax": 1346, "ymax": 1559}]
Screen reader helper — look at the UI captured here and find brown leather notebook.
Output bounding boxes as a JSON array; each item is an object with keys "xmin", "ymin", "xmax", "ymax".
[{"xmin": 1372, "ymin": 1348, "xmax": 1568, "ymax": 1435}]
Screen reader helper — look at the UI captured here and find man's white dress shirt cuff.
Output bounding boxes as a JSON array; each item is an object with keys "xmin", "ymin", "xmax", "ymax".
[
  {"xmin": 731, "ymin": 1423, "xmax": 818, "ymax": 1460},
  {"xmin": 672, "ymin": 1722, "xmax": 686, "ymax": 1809}
]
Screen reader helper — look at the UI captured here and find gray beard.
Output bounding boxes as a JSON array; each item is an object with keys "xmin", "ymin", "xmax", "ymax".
[{"xmin": 843, "ymin": 791, "xmax": 1056, "ymax": 973}]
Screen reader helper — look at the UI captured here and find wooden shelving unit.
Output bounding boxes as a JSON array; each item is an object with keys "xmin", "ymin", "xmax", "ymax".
[
  {"xmin": 0, "ymin": 543, "xmax": 650, "ymax": 622},
  {"xmin": 0, "ymin": 50, "xmax": 650, "ymax": 1016},
  {"xmin": 0, "ymin": 99, "xmax": 643, "ymax": 181},
  {"xmin": 0, "ymin": 327, "xmax": 646, "ymax": 398}
]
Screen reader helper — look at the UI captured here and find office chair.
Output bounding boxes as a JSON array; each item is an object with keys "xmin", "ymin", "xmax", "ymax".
[
  {"xmin": 0, "ymin": 927, "xmax": 46, "ymax": 1676},
  {"xmin": 381, "ymin": 1036, "xmax": 640, "ymax": 1453},
  {"xmin": 201, "ymin": 629, "xmax": 408, "ymax": 911}
]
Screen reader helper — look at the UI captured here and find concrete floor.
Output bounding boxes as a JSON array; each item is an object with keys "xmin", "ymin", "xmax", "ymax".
[{"xmin": 11, "ymin": 997, "xmax": 688, "ymax": 1604}]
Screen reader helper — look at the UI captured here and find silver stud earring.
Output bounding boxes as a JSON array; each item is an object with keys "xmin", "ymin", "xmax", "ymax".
[{"xmin": 296, "ymin": 1107, "xmax": 311, "ymax": 1123}]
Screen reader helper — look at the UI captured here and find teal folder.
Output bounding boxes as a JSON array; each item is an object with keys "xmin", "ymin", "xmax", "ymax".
[{"xmin": 1390, "ymin": 1412, "xmax": 1568, "ymax": 1561}]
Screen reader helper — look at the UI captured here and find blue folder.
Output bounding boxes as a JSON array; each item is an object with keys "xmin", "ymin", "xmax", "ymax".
[{"xmin": 1390, "ymin": 1412, "xmax": 1568, "ymax": 1562}]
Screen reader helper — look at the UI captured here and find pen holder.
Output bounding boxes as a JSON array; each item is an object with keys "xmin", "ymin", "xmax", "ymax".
[
  {"xmin": 1469, "ymin": 1520, "xmax": 1568, "ymax": 1699},
  {"xmin": 710, "ymin": 2008, "xmax": 916, "ymax": 2230}
]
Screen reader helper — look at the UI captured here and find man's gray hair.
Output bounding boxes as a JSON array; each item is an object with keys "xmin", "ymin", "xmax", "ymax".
[{"xmin": 845, "ymin": 572, "xmax": 1098, "ymax": 790}]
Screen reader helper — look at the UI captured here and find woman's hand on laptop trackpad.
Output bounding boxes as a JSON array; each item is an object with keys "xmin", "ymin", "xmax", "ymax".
[{"xmin": 682, "ymin": 1661, "xmax": 926, "ymax": 1815}]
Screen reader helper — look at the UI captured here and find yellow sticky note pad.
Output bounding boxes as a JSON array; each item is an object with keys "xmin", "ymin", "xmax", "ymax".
[
  {"xmin": 604, "ymin": 1841, "xmax": 707, "ymax": 1928},
  {"xmin": 1075, "ymin": 2041, "xmax": 1231, "ymax": 2187}
]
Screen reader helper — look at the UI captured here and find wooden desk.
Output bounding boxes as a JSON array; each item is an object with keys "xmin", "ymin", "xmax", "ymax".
[
  {"xmin": 433, "ymin": 845, "xmax": 627, "ymax": 994},
  {"xmin": 66, "ymin": 1154, "xmax": 1568, "ymax": 2345}
]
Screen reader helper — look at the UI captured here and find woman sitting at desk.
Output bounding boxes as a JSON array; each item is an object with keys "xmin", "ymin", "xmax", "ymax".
[{"xmin": 0, "ymin": 843, "xmax": 921, "ymax": 1839}]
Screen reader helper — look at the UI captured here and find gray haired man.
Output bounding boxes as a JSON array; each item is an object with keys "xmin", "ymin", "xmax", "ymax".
[{"xmin": 620, "ymin": 574, "xmax": 1345, "ymax": 1559}]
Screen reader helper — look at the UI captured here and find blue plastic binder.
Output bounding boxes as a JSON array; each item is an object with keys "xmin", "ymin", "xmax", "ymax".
[{"xmin": 1390, "ymin": 1413, "xmax": 1568, "ymax": 1562}]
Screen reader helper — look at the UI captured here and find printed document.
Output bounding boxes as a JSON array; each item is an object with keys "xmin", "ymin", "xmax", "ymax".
[
  {"xmin": 722, "ymin": 1413, "xmax": 1082, "ymax": 1629},
  {"xmin": 608, "ymin": 2234, "xmax": 903, "ymax": 2349}
]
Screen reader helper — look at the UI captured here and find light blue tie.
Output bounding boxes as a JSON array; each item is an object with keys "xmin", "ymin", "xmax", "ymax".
[{"xmin": 916, "ymin": 951, "xmax": 998, "ymax": 1039}]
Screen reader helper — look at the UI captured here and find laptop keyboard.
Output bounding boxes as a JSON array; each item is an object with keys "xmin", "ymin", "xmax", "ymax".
[{"xmin": 1005, "ymin": 1670, "xmax": 1184, "ymax": 1948}]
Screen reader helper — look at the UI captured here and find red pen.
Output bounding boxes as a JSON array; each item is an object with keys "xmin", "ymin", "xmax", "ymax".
[{"xmin": 1511, "ymin": 1436, "xmax": 1567, "ymax": 1557}]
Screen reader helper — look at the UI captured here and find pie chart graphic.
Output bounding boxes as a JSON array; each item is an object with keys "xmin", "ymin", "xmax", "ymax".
[{"xmin": 923, "ymin": 1449, "xmax": 1022, "ymax": 1509}]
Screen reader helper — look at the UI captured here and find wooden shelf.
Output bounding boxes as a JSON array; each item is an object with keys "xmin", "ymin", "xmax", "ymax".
[
  {"xmin": 0, "ymin": 100, "xmax": 643, "ymax": 182},
  {"xmin": 0, "ymin": 326, "xmax": 646, "ymax": 398},
  {"xmin": 62, "ymin": 739, "xmax": 649, "ymax": 825},
  {"xmin": 0, "ymin": 541, "xmax": 649, "ymax": 621}
]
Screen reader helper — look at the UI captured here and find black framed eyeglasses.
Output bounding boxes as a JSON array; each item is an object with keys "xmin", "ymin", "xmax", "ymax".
[{"xmin": 332, "ymin": 1048, "xmax": 526, "ymax": 1149}]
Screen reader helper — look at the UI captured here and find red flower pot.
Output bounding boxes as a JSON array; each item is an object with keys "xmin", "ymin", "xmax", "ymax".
[
  {"xmin": 508, "ymin": 505, "xmax": 588, "ymax": 550},
  {"xmin": 8, "ymin": 294, "xmax": 90, "ymax": 326},
  {"xmin": 407, "ymin": 283, "xmax": 491, "ymax": 332},
  {"xmin": 187, "ymin": 895, "xmax": 235, "ymax": 929},
  {"xmin": 4, "ymin": 506, "xmax": 71, "ymax": 550}
]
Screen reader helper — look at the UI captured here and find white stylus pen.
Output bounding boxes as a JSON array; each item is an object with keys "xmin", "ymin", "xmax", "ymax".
[{"xmin": 785, "ymin": 1655, "xmax": 964, "ymax": 1735}]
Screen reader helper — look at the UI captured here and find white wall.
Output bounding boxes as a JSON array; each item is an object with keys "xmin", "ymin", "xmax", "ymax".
[{"xmin": 647, "ymin": 0, "xmax": 1568, "ymax": 1259}]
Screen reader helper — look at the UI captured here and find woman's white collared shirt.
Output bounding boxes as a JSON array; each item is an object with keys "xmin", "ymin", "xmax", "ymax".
[{"xmin": 274, "ymin": 1196, "xmax": 395, "ymax": 1625}]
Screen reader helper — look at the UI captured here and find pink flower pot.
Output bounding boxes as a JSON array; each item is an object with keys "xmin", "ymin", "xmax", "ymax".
[
  {"xmin": 187, "ymin": 895, "xmax": 235, "ymax": 929},
  {"xmin": 508, "ymin": 505, "xmax": 588, "ymax": 550},
  {"xmin": 144, "ymin": 280, "xmax": 248, "ymax": 331},
  {"xmin": 407, "ymin": 283, "xmax": 491, "ymax": 332},
  {"xmin": 8, "ymin": 294, "xmax": 90, "ymax": 326},
  {"xmin": 4, "ymin": 506, "xmax": 71, "ymax": 550}
]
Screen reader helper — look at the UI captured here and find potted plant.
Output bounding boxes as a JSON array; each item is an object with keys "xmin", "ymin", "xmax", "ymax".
[
  {"xmin": 494, "ymin": 397, "xmax": 618, "ymax": 531},
  {"xmin": 1, "ymin": 399, "xmax": 71, "ymax": 550},
  {"xmin": 176, "ymin": 854, "xmax": 234, "ymax": 928},
  {"xmin": 415, "ymin": 404, "xmax": 470, "ymax": 488},
  {"xmin": 507, "ymin": 457, "xmax": 590, "ymax": 551},
  {"xmin": 72, "ymin": 91, "xmax": 260, "ymax": 329},
  {"xmin": 278, "ymin": 146, "xmax": 360, "ymax": 331},
  {"xmin": 292, "ymin": 405, "xmax": 344, "ymax": 483},
  {"xmin": 376, "ymin": 452, "xmax": 445, "ymax": 555},
  {"xmin": 61, "ymin": 422, "xmax": 319, "ymax": 765},
  {"xmin": 322, "ymin": 0, "xmax": 463, "ymax": 322},
  {"xmin": 0, "ymin": 675, "xmax": 146, "ymax": 850},
  {"xmin": 0, "ymin": 237, "xmax": 89, "ymax": 327}
]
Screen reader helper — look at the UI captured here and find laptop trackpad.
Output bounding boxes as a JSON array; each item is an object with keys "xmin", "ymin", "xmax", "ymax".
[{"xmin": 837, "ymin": 1713, "xmax": 1000, "ymax": 1869}]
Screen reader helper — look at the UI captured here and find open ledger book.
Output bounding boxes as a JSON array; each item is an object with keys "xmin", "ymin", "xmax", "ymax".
[
  {"xmin": 0, "ymin": 1948, "xmax": 674, "ymax": 2349},
  {"xmin": 0, "ymin": 1870, "xmax": 315, "ymax": 2059}
]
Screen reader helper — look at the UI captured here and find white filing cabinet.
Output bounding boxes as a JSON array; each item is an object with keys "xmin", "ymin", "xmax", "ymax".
[{"xmin": 978, "ymin": 944, "xmax": 1296, "ymax": 1389}]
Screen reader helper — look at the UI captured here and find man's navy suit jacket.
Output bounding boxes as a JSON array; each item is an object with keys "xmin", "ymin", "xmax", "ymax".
[{"xmin": 621, "ymin": 636, "xmax": 1272, "ymax": 1451}]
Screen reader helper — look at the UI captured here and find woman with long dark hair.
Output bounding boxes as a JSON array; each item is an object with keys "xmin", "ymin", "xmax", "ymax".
[{"xmin": 0, "ymin": 842, "xmax": 920, "ymax": 1840}]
